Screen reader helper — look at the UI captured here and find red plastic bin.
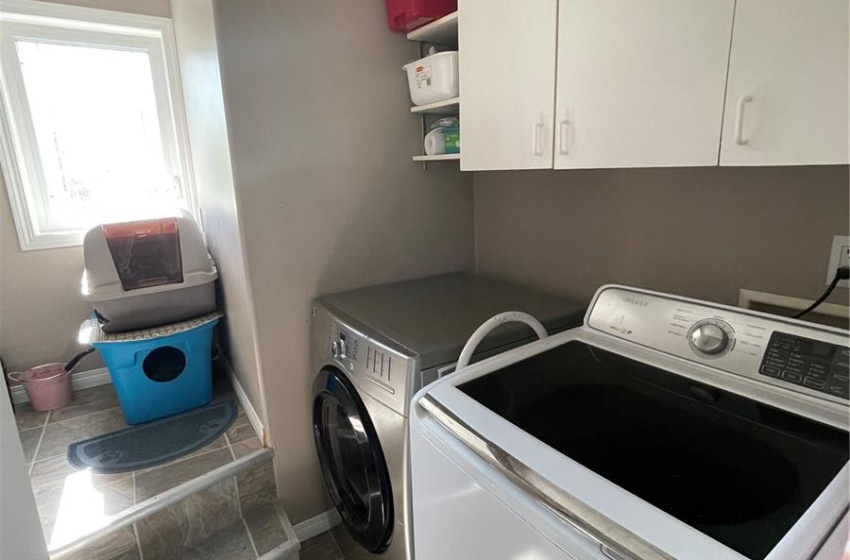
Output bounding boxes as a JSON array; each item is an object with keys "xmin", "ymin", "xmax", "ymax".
[{"xmin": 385, "ymin": 0, "xmax": 457, "ymax": 32}]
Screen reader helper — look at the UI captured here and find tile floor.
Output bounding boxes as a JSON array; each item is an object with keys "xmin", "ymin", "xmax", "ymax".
[
  {"xmin": 98, "ymin": 525, "xmax": 346, "ymax": 560},
  {"xmin": 300, "ymin": 532, "xmax": 346, "ymax": 560},
  {"xmin": 12, "ymin": 368, "xmax": 351, "ymax": 560},
  {"xmin": 13, "ymin": 374, "xmax": 262, "ymax": 552}
]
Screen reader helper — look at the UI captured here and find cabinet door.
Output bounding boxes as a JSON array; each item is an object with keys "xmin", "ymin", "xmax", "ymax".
[
  {"xmin": 554, "ymin": 0, "xmax": 735, "ymax": 169},
  {"xmin": 720, "ymin": 0, "xmax": 849, "ymax": 166},
  {"xmin": 458, "ymin": 0, "xmax": 557, "ymax": 171}
]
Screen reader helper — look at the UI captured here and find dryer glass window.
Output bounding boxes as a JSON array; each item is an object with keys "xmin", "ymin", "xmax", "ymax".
[
  {"xmin": 460, "ymin": 341, "xmax": 849, "ymax": 560},
  {"xmin": 327, "ymin": 403, "xmax": 370, "ymax": 515},
  {"xmin": 313, "ymin": 367, "xmax": 393, "ymax": 553}
]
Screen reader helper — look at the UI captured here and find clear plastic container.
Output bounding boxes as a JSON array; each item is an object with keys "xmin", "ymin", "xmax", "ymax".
[{"xmin": 403, "ymin": 51, "xmax": 459, "ymax": 106}]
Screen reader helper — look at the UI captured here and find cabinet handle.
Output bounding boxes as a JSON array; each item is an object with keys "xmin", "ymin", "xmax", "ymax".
[
  {"xmin": 734, "ymin": 95, "xmax": 754, "ymax": 146},
  {"xmin": 533, "ymin": 122, "xmax": 545, "ymax": 156},
  {"xmin": 559, "ymin": 119, "xmax": 570, "ymax": 155}
]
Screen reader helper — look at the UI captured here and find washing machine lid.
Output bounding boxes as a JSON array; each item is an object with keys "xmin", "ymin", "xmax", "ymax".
[{"xmin": 415, "ymin": 286, "xmax": 850, "ymax": 560}]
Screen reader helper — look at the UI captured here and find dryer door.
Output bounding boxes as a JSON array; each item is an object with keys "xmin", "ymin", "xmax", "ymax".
[{"xmin": 313, "ymin": 367, "xmax": 394, "ymax": 553}]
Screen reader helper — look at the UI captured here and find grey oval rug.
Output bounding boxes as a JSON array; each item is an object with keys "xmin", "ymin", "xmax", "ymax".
[{"xmin": 67, "ymin": 400, "xmax": 238, "ymax": 474}]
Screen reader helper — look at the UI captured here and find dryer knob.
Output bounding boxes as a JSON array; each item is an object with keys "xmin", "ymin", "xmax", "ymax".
[
  {"xmin": 689, "ymin": 321, "xmax": 729, "ymax": 355},
  {"xmin": 331, "ymin": 340, "xmax": 339, "ymax": 358}
]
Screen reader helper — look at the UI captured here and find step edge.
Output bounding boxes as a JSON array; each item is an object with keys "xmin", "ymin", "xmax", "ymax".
[
  {"xmin": 49, "ymin": 447, "xmax": 274, "ymax": 559},
  {"xmin": 293, "ymin": 508, "xmax": 342, "ymax": 542},
  {"xmin": 272, "ymin": 500, "xmax": 300, "ymax": 544}
]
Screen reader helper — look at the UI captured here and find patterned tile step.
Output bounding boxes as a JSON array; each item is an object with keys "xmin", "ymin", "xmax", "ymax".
[
  {"xmin": 17, "ymin": 377, "xmax": 265, "ymax": 553},
  {"xmin": 50, "ymin": 452, "xmax": 294, "ymax": 560}
]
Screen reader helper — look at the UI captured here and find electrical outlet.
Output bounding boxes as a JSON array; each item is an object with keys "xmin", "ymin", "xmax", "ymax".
[{"xmin": 826, "ymin": 235, "xmax": 850, "ymax": 288}]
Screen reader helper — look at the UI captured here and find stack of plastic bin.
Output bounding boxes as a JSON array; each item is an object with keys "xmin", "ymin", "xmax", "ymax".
[{"xmin": 80, "ymin": 214, "xmax": 221, "ymax": 424}]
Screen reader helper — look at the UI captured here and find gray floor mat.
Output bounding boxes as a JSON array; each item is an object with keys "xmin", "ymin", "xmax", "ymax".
[{"xmin": 67, "ymin": 400, "xmax": 237, "ymax": 474}]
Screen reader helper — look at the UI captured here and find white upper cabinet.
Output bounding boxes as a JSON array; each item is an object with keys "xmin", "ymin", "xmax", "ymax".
[
  {"xmin": 554, "ymin": 0, "xmax": 735, "ymax": 169},
  {"xmin": 720, "ymin": 0, "xmax": 849, "ymax": 166},
  {"xmin": 456, "ymin": 0, "xmax": 847, "ymax": 171},
  {"xmin": 458, "ymin": 0, "xmax": 557, "ymax": 171}
]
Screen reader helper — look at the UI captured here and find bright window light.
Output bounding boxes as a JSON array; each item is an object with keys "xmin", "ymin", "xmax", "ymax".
[
  {"xmin": 0, "ymin": 2, "xmax": 195, "ymax": 250},
  {"xmin": 16, "ymin": 40, "xmax": 181, "ymax": 231},
  {"xmin": 48, "ymin": 469, "xmax": 111, "ymax": 550}
]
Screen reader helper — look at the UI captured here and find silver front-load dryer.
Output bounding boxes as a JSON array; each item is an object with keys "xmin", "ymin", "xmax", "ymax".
[{"xmin": 311, "ymin": 273, "xmax": 586, "ymax": 559}]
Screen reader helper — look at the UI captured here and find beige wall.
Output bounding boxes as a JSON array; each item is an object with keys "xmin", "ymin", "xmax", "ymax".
[
  {"xmin": 214, "ymin": 0, "xmax": 475, "ymax": 522},
  {"xmin": 170, "ymin": 0, "xmax": 267, "ymax": 430},
  {"xmin": 0, "ymin": 0, "xmax": 173, "ymax": 377},
  {"xmin": 0, "ymin": 177, "xmax": 100, "ymax": 374},
  {"xmin": 474, "ymin": 166, "xmax": 850, "ymax": 313}
]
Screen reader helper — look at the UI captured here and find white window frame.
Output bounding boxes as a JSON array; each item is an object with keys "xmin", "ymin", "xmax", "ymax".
[{"xmin": 0, "ymin": 0, "xmax": 197, "ymax": 251}]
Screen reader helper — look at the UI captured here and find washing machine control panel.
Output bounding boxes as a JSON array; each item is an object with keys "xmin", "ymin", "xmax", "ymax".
[
  {"xmin": 759, "ymin": 332, "xmax": 849, "ymax": 399},
  {"xmin": 587, "ymin": 286, "xmax": 849, "ymax": 405},
  {"xmin": 688, "ymin": 319, "xmax": 734, "ymax": 357}
]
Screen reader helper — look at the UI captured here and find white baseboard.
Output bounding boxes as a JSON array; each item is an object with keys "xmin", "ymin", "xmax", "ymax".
[
  {"xmin": 293, "ymin": 509, "xmax": 341, "ymax": 543},
  {"xmin": 10, "ymin": 360, "xmax": 267, "ymax": 447},
  {"xmin": 10, "ymin": 367, "xmax": 111, "ymax": 405},
  {"xmin": 220, "ymin": 359, "xmax": 266, "ymax": 446},
  {"xmin": 9, "ymin": 359, "xmax": 268, "ymax": 451}
]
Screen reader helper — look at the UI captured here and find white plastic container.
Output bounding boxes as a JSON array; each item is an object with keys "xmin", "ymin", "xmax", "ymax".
[
  {"xmin": 403, "ymin": 50, "xmax": 459, "ymax": 106},
  {"xmin": 82, "ymin": 213, "xmax": 218, "ymax": 333}
]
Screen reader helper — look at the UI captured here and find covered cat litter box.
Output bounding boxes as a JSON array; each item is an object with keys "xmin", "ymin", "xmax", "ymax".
[
  {"xmin": 80, "ymin": 312, "xmax": 221, "ymax": 424},
  {"xmin": 82, "ymin": 215, "xmax": 218, "ymax": 333}
]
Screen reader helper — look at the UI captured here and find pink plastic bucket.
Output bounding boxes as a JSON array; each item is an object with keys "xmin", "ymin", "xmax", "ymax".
[{"xmin": 8, "ymin": 363, "xmax": 73, "ymax": 411}]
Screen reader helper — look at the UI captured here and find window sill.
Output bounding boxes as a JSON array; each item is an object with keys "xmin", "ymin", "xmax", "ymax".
[{"xmin": 15, "ymin": 228, "xmax": 84, "ymax": 251}]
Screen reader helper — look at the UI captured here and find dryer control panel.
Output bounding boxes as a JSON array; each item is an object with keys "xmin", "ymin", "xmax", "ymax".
[
  {"xmin": 587, "ymin": 286, "xmax": 849, "ymax": 405},
  {"xmin": 324, "ymin": 312, "xmax": 417, "ymax": 416}
]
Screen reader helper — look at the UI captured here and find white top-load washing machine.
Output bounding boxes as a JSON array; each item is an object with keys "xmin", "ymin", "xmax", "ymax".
[
  {"xmin": 411, "ymin": 285, "xmax": 849, "ymax": 560},
  {"xmin": 311, "ymin": 273, "xmax": 587, "ymax": 560}
]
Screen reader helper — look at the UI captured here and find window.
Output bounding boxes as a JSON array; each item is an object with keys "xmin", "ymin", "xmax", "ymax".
[{"xmin": 0, "ymin": 0, "xmax": 195, "ymax": 250}]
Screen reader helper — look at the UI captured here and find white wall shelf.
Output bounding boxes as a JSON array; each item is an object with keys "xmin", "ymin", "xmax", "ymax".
[
  {"xmin": 406, "ymin": 11, "xmax": 458, "ymax": 45},
  {"xmin": 407, "ymin": 11, "xmax": 460, "ymax": 166},
  {"xmin": 412, "ymin": 154, "xmax": 460, "ymax": 162},
  {"xmin": 410, "ymin": 97, "xmax": 460, "ymax": 114}
]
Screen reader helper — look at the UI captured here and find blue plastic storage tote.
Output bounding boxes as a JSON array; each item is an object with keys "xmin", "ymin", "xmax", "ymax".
[{"xmin": 87, "ymin": 313, "xmax": 220, "ymax": 424}]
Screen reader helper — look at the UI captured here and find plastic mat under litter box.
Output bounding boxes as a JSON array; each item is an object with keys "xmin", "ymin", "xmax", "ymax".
[{"xmin": 79, "ymin": 310, "xmax": 223, "ymax": 344}]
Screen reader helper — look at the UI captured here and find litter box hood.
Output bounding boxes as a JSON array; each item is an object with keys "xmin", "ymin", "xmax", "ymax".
[{"xmin": 81, "ymin": 213, "xmax": 218, "ymax": 333}]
